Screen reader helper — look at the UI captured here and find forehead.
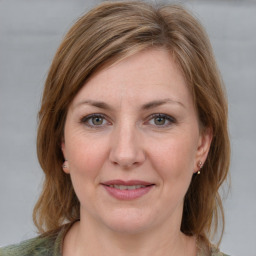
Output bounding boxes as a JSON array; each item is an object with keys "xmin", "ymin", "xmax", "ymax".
[{"xmin": 71, "ymin": 48, "xmax": 192, "ymax": 109}]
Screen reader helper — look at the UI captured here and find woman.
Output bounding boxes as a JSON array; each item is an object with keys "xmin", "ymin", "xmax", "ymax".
[{"xmin": 0, "ymin": 1, "xmax": 230, "ymax": 256}]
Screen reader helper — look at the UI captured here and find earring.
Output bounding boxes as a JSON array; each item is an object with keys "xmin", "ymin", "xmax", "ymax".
[
  {"xmin": 62, "ymin": 159, "xmax": 68, "ymax": 169},
  {"xmin": 197, "ymin": 161, "xmax": 203, "ymax": 174}
]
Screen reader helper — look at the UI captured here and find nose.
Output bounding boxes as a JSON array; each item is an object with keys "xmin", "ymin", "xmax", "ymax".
[{"xmin": 109, "ymin": 123, "xmax": 146, "ymax": 169}]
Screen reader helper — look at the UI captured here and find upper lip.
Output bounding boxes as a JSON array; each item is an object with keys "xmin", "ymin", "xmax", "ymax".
[{"xmin": 101, "ymin": 180, "xmax": 154, "ymax": 186}]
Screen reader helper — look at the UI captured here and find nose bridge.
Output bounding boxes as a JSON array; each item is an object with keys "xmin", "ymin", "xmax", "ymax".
[{"xmin": 109, "ymin": 119, "xmax": 145, "ymax": 168}]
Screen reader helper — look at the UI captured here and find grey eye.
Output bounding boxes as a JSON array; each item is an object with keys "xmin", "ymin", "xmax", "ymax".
[
  {"xmin": 147, "ymin": 114, "xmax": 176, "ymax": 127},
  {"xmin": 81, "ymin": 114, "xmax": 108, "ymax": 127},
  {"xmin": 154, "ymin": 116, "xmax": 166, "ymax": 125},
  {"xmin": 91, "ymin": 116, "xmax": 104, "ymax": 125}
]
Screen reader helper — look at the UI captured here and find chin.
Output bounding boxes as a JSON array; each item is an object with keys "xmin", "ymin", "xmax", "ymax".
[{"xmin": 101, "ymin": 208, "xmax": 155, "ymax": 234}]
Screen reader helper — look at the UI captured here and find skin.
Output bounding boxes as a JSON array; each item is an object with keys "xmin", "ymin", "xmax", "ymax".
[{"xmin": 61, "ymin": 48, "xmax": 212, "ymax": 256}]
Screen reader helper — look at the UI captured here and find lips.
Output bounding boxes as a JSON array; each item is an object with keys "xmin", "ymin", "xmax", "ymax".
[
  {"xmin": 101, "ymin": 180, "xmax": 155, "ymax": 200},
  {"xmin": 108, "ymin": 184, "xmax": 147, "ymax": 190},
  {"xmin": 102, "ymin": 179, "xmax": 154, "ymax": 186}
]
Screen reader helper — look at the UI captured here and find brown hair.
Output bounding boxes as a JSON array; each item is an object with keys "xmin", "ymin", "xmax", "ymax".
[{"xmin": 34, "ymin": 1, "xmax": 230, "ymax": 245}]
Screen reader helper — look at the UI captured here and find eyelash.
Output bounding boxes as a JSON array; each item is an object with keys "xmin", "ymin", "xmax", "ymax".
[{"xmin": 80, "ymin": 113, "xmax": 176, "ymax": 128}]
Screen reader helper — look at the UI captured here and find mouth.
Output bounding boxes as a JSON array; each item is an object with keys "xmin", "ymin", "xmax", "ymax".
[
  {"xmin": 107, "ymin": 184, "xmax": 150, "ymax": 190},
  {"xmin": 102, "ymin": 179, "xmax": 154, "ymax": 188},
  {"xmin": 101, "ymin": 180, "xmax": 155, "ymax": 200}
]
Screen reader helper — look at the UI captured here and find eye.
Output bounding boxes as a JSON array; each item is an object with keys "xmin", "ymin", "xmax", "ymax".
[
  {"xmin": 91, "ymin": 116, "xmax": 104, "ymax": 125},
  {"xmin": 154, "ymin": 116, "xmax": 166, "ymax": 125},
  {"xmin": 147, "ymin": 114, "xmax": 176, "ymax": 127},
  {"xmin": 80, "ymin": 114, "xmax": 109, "ymax": 127}
]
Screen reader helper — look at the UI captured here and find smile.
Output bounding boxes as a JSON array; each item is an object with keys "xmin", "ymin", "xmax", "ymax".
[
  {"xmin": 101, "ymin": 180, "xmax": 155, "ymax": 200},
  {"xmin": 108, "ymin": 185, "xmax": 147, "ymax": 190}
]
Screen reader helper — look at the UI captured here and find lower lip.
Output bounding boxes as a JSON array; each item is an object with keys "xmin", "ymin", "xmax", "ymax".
[{"xmin": 102, "ymin": 185, "xmax": 154, "ymax": 200}]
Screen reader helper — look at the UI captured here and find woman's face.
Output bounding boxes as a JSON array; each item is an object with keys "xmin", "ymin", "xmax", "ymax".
[{"xmin": 62, "ymin": 48, "xmax": 211, "ymax": 234}]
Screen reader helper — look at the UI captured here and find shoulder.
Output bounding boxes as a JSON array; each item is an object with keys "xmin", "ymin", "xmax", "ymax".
[
  {"xmin": 0, "ymin": 235, "xmax": 55, "ymax": 256},
  {"xmin": 0, "ymin": 232, "xmax": 59, "ymax": 256},
  {"xmin": 0, "ymin": 222, "xmax": 73, "ymax": 256}
]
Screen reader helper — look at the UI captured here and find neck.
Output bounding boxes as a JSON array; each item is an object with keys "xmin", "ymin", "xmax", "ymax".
[{"xmin": 63, "ymin": 216, "xmax": 197, "ymax": 256}]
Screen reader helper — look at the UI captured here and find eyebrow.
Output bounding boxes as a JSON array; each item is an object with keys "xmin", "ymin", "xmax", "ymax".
[
  {"xmin": 75, "ymin": 98, "xmax": 184, "ymax": 110},
  {"xmin": 141, "ymin": 98, "xmax": 185, "ymax": 110},
  {"xmin": 75, "ymin": 100, "xmax": 113, "ymax": 110}
]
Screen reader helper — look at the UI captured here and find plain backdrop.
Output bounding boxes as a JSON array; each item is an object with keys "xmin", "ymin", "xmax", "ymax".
[{"xmin": 0, "ymin": 0, "xmax": 256, "ymax": 255}]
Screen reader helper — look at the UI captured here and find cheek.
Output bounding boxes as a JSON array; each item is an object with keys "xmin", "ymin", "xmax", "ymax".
[
  {"xmin": 148, "ymin": 133, "xmax": 199, "ymax": 200},
  {"xmin": 64, "ymin": 130, "xmax": 109, "ymax": 182},
  {"xmin": 65, "ymin": 138, "xmax": 108, "ymax": 203},
  {"xmin": 151, "ymin": 136, "xmax": 197, "ymax": 176}
]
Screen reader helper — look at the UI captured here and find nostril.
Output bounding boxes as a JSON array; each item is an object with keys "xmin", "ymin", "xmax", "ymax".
[
  {"xmin": 110, "ymin": 158, "xmax": 141, "ymax": 169},
  {"xmin": 109, "ymin": 137, "xmax": 146, "ymax": 168}
]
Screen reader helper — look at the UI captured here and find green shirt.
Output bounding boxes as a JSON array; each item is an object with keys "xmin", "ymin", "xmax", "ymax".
[
  {"xmin": 0, "ymin": 224, "xmax": 66, "ymax": 256},
  {"xmin": 0, "ymin": 223, "xmax": 230, "ymax": 256}
]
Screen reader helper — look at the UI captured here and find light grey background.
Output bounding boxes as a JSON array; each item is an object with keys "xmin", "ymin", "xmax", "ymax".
[{"xmin": 0, "ymin": 0, "xmax": 255, "ymax": 255}]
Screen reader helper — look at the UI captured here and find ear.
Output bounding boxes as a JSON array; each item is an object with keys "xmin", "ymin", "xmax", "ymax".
[
  {"xmin": 194, "ymin": 127, "xmax": 213, "ymax": 173},
  {"xmin": 61, "ymin": 139, "xmax": 70, "ymax": 174},
  {"xmin": 61, "ymin": 138, "xmax": 66, "ymax": 158}
]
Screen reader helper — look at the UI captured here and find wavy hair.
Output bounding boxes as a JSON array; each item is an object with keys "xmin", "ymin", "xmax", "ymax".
[{"xmin": 34, "ymin": 1, "xmax": 230, "ymax": 246}]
